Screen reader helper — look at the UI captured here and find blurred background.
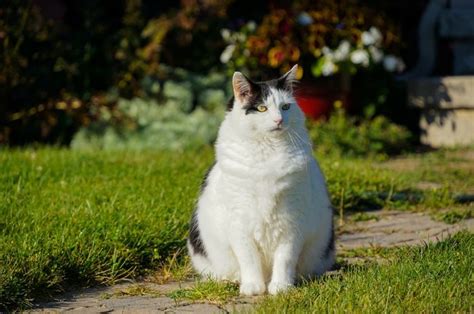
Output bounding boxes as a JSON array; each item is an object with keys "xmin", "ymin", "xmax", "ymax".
[{"xmin": 1, "ymin": 0, "xmax": 471, "ymax": 154}]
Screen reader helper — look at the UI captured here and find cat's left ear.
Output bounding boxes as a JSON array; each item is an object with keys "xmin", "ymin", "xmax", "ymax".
[
  {"xmin": 277, "ymin": 64, "xmax": 299, "ymax": 91},
  {"xmin": 233, "ymin": 72, "xmax": 257, "ymax": 103}
]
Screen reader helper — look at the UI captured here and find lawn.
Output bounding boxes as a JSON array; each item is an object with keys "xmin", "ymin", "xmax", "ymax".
[
  {"xmin": 254, "ymin": 231, "xmax": 473, "ymax": 313},
  {"xmin": 0, "ymin": 147, "xmax": 473, "ymax": 310},
  {"xmin": 168, "ymin": 232, "xmax": 473, "ymax": 313}
]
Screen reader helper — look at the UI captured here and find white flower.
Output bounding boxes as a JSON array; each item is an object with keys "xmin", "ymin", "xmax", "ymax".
[
  {"xmin": 334, "ymin": 40, "xmax": 351, "ymax": 62},
  {"xmin": 383, "ymin": 55, "xmax": 405, "ymax": 72},
  {"xmin": 220, "ymin": 29, "xmax": 231, "ymax": 41},
  {"xmin": 321, "ymin": 46, "xmax": 336, "ymax": 62},
  {"xmin": 322, "ymin": 59, "xmax": 336, "ymax": 76},
  {"xmin": 361, "ymin": 27, "xmax": 383, "ymax": 46},
  {"xmin": 321, "ymin": 46, "xmax": 333, "ymax": 56},
  {"xmin": 247, "ymin": 21, "xmax": 257, "ymax": 32},
  {"xmin": 350, "ymin": 49, "xmax": 370, "ymax": 67},
  {"xmin": 236, "ymin": 33, "xmax": 246, "ymax": 43},
  {"xmin": 369, "ymin": 27, "xmax": 382, "ymax": 45},
  {"xmin": 369, "ymin": 46, "xmax": 383, "ymax": 63},
  {"xmin": 220, "ymin": 44, "xmax": 235, "ymax": 64}
]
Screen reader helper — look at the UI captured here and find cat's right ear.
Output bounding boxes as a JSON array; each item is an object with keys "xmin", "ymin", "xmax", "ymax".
[{"xmin": 232, "ymin": 72, "xmax": 254, "ymax": 103}]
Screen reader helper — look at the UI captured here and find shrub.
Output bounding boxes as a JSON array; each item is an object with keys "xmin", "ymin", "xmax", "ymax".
[
  {"xmin": 309, "ymin": 107, "xmax": 413, "ymax": 157},
  {"xmin": 71, "ymin": 97, "xmax": 225, "ymax": 151}
]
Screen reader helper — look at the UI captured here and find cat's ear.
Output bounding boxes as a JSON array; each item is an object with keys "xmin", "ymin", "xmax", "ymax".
[
  {"xmin": 232, "ymin": 72, "xmax": 255, "ymax": 103},
  {"xmin": 277, "ymin": 64, "xmax": 299, "ymax": 91}
]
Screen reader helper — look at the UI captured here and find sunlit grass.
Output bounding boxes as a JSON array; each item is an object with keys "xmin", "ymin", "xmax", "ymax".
[
  {"xmin": 168, "ymin": 280, "xmax": 239, "ymax": 305},
  {"xmin": 0, "ymin": 147, "xmax": 472, "ymax": 310},
  {"xmin": 254, "ymin": 232, "xmax": 473, "ymax": 313}
]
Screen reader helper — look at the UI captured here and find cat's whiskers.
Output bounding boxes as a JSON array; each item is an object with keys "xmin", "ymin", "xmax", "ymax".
[{"xmin": 288, "ymin": 129, "xmax": 312, "ymax": 175}]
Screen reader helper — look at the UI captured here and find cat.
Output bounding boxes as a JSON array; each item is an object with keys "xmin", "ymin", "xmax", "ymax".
[{"xmin": 187, "ymin": 65, "xmax": 334, "ymax": 296}]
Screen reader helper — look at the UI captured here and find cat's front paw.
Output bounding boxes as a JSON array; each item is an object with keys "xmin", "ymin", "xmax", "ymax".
[
  {"xmin": 268, "ymin": 281, "xmax": 293, "ymax": 295},
  {"xmin": 239, "ymin": 281, "xmax": 266, "ymax": 296}
]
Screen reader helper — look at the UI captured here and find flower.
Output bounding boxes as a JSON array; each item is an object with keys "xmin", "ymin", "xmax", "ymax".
[
  {"xmin": 369, "ymin": 46, "xmax": 383, "ymax": 63},
  {"xmin": 220, "ymin": 29, "xmax": 231, "ymax": 41},
  {"xmin": 383, "ymin": 55, "xmax": 405, "ymax": 72},
  {"xmin": 220, "ymin": 44, "xmax": 235, "ymax": 63},
  {"xmin": 268, "ymin": 46, "xmax": 286, "ymax": 67},
  {"xmin": 322, "ymin": 58, "xmax": 336, "ymax": 76},
  {"xmin": 247, "ymin": 21, "xmax": 257, "ymax": 32},
  {"xmin": 350, "ymin": 49, "xmax": 370, "ymax": 67},
  {"xmin": 333, "ymin": 40, "xmax": 351, "ymax": 62},
  {"xmin": 361, "ymin": 26, "xmax": 383, "ymax": 46}
]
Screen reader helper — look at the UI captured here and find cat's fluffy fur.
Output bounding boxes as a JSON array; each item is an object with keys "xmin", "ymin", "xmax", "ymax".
[{"xmin": 188, "ymin": 65, "xmax": 334, "ymax": 296}]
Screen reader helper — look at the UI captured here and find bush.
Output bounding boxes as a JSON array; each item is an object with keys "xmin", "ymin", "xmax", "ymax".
[
  {"xmin": 308, "ymin": 107, "xmax": 413, "ymax": 157},
  {"xmin": 71, "ymin": 97, "xmax": 225, "ymax": 151}
]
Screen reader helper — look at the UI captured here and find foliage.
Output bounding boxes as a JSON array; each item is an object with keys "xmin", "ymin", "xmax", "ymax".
[
  {"xmin": 71, "ymin": 97, "xmax": 225, "ymax": 151},
  {"xmin": 70, "ymin": 68, "xmax": 228, "ymax": 151},
  {"xmin": 311, "ymin": 27, "xmax": 404, "ymax": 77},
  {"xmin": 0, "ymin": 0, "xmax": 234, "ymax": 145},
  {"xmin": 308, "ymin": 107, "xmax": 413, "ymax": 157},
  {"xmin": 221, "ymin": 0, "xmax": 401, "ymax": 78}
]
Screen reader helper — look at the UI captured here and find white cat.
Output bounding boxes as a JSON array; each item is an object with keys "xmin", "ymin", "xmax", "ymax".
[{"xmin": 187, "ymin": 65, "xmax": 334, "ymax": 296}]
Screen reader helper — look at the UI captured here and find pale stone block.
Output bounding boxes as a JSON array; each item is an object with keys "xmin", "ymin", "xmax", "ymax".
[
  {"xmin": 408, "ymin": 76, "xmax": 474, "ymax": 109},
  {"xmin": 420, "ymin": 109, "xmax": 474, "ymax": 147},
  {"xmin": 408, "ymin": 76, "xmax": 474, "ymax": 147}
]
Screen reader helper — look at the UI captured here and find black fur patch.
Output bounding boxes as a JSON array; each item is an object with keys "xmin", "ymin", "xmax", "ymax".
[
  {"xmin": 323, "ymin": 220, "xmax": 335, "ymax": 259},
  {"xmin": 242, "ymin": 82, "xmax": 270, "ymax": 115},
  {"xmin": 188, "ymin": 162, "xmax": 215, "ymax": 257},
  {"xmin": 189, "ymin": 211, "xmax": 206, "ymax": 256},
  {"xmin": 229, "ymin": 74, "xmax": 294, "ymax": 114}
]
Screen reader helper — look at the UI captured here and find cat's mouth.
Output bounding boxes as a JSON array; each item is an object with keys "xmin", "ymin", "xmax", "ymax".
[{"xmin": 270, "ymin": 126, "xmax": 285, "ymax": 132}]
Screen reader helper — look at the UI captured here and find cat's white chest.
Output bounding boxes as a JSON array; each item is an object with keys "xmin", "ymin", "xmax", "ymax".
[{"xmin": 252, "ymin": 203, "xmax": 288, "ymax": 249}]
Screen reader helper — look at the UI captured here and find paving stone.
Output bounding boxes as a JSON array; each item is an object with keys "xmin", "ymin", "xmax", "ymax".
[{"xmin": 338, "ymin": 211, "xmax": 473, "ymax": 250}]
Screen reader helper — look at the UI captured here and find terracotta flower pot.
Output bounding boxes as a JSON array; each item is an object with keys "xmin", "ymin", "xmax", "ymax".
[
  {"xmin": 295, "ymin": 78, "xmax": 351, "ymax": 120},
  {"xmin": 295, "ymin": 89, "xmax": 333, "ymax": 120}
]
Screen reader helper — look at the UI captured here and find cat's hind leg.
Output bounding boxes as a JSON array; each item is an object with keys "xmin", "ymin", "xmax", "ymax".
[
  {"xmin": 187, "ymin": 239, "xmax": 240, "ymax": 281},
  {"xmin": 296, "ymin": 229, "xmax": 335, "ymax": 279}
]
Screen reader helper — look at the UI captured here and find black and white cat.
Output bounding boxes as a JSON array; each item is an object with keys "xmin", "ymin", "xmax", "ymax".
[{"xmin": 188, "ymin": 65, "xmax": 334, "ymax": 296}]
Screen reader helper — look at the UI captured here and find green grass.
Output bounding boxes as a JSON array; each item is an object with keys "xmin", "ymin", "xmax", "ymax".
[
  {"xmin": 168, "ymin": 280, "xmax": 240, "ymax": 305},
  {"xmin": 432, "ymin": 207, "xmax": 474, "ymax": 224},
  {"xmin": 167, "ymin": 232, "xmax": 473, "ymax": 312},
  {"xmin": 0, "ymin": 147, "xmax": 472, "ymax": 310},
  {"xmin": 0, "ymin": 148, "xmax": 212, "ymax": 310},
  {"xmin": 254, "ymin": 232, "xmax": 473, "ymax": 313}
]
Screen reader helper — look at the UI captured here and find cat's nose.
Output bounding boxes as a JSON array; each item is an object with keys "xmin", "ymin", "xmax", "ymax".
[{"xmin": 274, "ymin": 118, "xmax": 283, "ymax": 126}]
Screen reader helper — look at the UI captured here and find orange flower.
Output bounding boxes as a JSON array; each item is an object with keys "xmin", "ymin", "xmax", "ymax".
[
  {"xmin": 268, "ymin": 46, "xmax": 286, "ymax": 68},
  {"xmin": 288, "ymin": 47, "xmax": 301, "ymax": 61}
]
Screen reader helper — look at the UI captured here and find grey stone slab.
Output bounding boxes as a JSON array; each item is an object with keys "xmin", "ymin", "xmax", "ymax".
[
  {"xmin": 338, "ymin": 210, "xmax": 473, "ymax": 250},
  {"xmin": 166, "ymin": 303, "xmax": 224, "ymax": 313}
]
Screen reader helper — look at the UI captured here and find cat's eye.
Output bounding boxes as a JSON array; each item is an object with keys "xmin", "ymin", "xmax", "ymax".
[
  {"xmin": 282, "ymin": 103, "xmax": 291, "ymax": 110},
  {"xmin": 257, "ymin": 105, "xmax": 268, "ymax": 112}
]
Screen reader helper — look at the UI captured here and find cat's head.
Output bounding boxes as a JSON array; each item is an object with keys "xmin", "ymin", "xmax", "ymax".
[{"xmin": 229, "ymin": 65, "xmax": 304, "ymax": 138}]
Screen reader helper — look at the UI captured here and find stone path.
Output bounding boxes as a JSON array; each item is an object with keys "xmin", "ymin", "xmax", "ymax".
[{"xmin": 32, "ymin": 210, "xmax": 473, "ymax": 314}]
